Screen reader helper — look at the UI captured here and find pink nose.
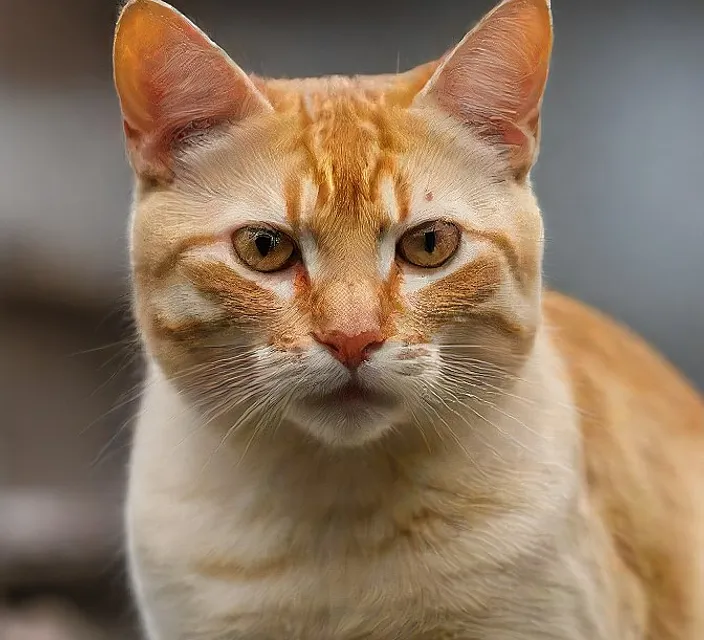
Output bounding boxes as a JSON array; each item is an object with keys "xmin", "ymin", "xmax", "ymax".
[{"xmin": 313, "ymin": 330, "xmax": 385, "ymax": 369}]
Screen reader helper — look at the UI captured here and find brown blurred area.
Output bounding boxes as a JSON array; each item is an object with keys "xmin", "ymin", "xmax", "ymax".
[
  {"xmin": 0, "ymin": 296, "xmax": 139, "ymax": 638},
  {"xmin": 1, "ymin": 1, "xmax": 140, "ymax": 635},
  {"xmin": 0, "ymin": 0, "xmax": 702, "ymax": 638}
]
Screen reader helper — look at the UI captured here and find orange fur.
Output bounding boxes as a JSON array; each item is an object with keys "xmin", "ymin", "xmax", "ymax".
[
  {"xmin": 546, "ymin": 292, "xmax": 704, "ymax": 638},
  {"xmin": 115, "ymin": 1, "xmax": 704, "ymax": 639}
]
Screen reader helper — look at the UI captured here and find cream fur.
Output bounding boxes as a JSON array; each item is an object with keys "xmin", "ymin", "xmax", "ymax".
[{"xmin": 126, "ymin": 330, "xmax": 626, "ymax": 639}]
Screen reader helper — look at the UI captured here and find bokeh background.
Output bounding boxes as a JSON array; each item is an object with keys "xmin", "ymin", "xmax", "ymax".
[{"xmin": 1, "ymin": 0, "xmax": 702, "ymax": 637}]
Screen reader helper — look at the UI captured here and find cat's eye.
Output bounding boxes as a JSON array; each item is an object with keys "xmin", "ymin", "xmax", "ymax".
[
  {"xmin": 232, "ymin": 226, "xmax": 296, "ymax": 273},
  {"xmin": 397, "ymin": 220, "xmax": 460, "ymax": 268}
]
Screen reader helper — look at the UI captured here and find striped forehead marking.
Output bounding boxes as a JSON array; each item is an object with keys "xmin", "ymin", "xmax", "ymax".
[{"xmin": 285, "ymin": 98, "xmax": 412, "ymax": 230}]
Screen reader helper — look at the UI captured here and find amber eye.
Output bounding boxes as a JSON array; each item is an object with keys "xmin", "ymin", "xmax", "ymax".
[
  {"xmin": 397, "ymin": 220, "xmax": 460, "ymax": 268},
  {"xmin": 232, "ymin": 226, "xmax": 296, "ymax": 273}
]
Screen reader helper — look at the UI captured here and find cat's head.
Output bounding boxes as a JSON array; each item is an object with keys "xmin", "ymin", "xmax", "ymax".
[{"xmin": 114, "ymin": 0, "xmax": 552, "ymax": 447}]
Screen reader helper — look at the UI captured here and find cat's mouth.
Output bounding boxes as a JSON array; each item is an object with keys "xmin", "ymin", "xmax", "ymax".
[
  {"xmin": 289, "ymin": 375, "xmax": 403, "ymax": 445},
  {"xmin": 305, "ymin": 380, "xmax": 397, "ymax": 409}
]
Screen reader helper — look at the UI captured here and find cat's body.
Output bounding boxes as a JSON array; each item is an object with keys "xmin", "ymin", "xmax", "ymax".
[
  {"xmin": 114, "ymin": 1, "xmax": 704, "ymax": 638},
  {"xmin": 127, "ymin": 293, "xmax": 704, "ymax": 640}
]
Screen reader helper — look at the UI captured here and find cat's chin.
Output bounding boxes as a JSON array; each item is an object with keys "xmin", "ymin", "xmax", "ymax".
[{"xmin": 287, "ymin": 390, "xmax": 401, "ymax": 448}]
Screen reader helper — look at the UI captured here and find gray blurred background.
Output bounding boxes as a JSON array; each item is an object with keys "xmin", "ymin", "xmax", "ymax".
[{"xmin": 1, "ymin": 0, "xmax": 702, "ymax": 637}]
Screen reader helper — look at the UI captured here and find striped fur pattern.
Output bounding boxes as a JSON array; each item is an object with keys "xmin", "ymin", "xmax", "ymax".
[{"xmin": 114, "ymin": 1, "xmax": 704, "ymax": 638}]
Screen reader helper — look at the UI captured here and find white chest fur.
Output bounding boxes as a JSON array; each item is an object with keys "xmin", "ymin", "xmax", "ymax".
[{"xmin": 126, "ymin": 366, "xmax": 614, "ymax": 640}]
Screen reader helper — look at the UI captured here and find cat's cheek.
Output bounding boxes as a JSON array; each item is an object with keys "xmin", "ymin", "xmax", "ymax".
[
  {"xmin": 148, "ymin": 282, "xmax": 225, "ymax": 329},
  {"xmin": 132, "ymin": 280, "xmax": 228, "ymax": 368},
  {"xmin": 390, "ymin": 312, "xmax": 435, "ymax": 347}
]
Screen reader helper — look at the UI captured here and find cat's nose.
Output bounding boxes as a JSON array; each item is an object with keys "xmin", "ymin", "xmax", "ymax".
[{"xmin": 313, "ymin": 330, "xmax": 385, "ymax": 369}]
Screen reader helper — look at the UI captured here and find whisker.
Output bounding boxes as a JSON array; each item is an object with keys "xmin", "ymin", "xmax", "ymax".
[
  {"xmin": 69, "ymin": 337, "xmax": 139, "ymax": 357},
  {"xmin": 416, "ymin": 390, "xmax": 490, "ymax": 476}
]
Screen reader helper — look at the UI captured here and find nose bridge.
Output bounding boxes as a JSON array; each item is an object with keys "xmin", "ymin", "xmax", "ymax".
[{"xmin": 313, "ymin": 275, "xmax": 381, "ymax": 337}]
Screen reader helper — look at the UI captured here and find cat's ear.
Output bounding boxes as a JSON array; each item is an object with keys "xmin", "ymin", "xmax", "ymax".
[
  {"xmin": 113, "ymin": 0, "xmax": 272, "ymax": 180},
  {"xmin": 414, "ymin": 0, "xmax": 553, "ymax": 179}
]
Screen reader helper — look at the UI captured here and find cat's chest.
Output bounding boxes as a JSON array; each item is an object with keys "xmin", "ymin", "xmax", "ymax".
[
  {"xmin": 182, "ymin": 551, "xmax": 477, "ymax": 639},
  {"xmin": 127, "ymin": 405, "xmax": 600, "ymax": 639},
  {"xmin": 130, "ymin": 496, "xmax": 597, "ymax": 640},
  {"xmin": 138, "ymin": 533, "xmax": 523, "ymax": 640},
  {"xmin": 135, "ymin": 545, "xmax": 599, "ymax": 640}
]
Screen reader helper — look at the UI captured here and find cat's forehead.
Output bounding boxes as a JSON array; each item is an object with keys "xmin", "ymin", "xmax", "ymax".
[
  {"xmin": 260, "ymin": 76, "xmax": 393, "ymax": 107},
  {"xmin": 301, "ymin": 102, "xmax": 410, "ymax": 230},
  {"xmin": 164, "ymin": 71, "xmax": 500, "ymax": 252},
  {"xmin": 259, "ymin": 78, "xmax": 429, "ymax": 237},
  {"xmin": 256, "ymin": 66, "xmax": 436, "ymax": 114}
]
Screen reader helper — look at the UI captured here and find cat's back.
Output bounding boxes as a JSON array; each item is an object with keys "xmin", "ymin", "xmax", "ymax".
[{"xmin": 544, "ymin": 290, "xmax": 704, "ymax": 638}]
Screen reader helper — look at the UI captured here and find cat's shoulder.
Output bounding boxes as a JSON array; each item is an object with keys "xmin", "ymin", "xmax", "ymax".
[
  {"xmin": 543, "ymin": 289, "xmax": 704, "ymax": 636},
  {"xmin": 543, "ymin": 289, "xmax": 703, "ymax": 430}
]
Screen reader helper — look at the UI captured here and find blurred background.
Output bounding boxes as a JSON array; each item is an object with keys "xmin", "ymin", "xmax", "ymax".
[{"xmin": 1, "ymin": 0, "xmax": 702, "ymax": 637}]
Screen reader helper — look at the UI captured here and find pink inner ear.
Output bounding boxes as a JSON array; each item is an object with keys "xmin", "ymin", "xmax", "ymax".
[
  {"xmin": 143, "ymin": 44, "xmax": 248, "ymax": 133},
  {"xmin": 419, "ymin": 0, "xmax": 552, "ymax": 171},
  {"xmin": 114, "ymin": 0, "xmax": 270, "ymax": 178}
]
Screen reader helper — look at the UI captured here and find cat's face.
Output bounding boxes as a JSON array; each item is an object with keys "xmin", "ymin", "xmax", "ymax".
[{"xmin": 115, "ymin": 0, "xmax": 552, "ymax": 446}]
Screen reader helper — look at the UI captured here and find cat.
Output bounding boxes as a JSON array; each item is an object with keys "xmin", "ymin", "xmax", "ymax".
[{"xmin": 113, "ymin": 0, "xmax": 704, "ymax": 638}]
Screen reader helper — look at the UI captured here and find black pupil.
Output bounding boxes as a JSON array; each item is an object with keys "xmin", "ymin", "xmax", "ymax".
[
  {"xmin": 255, "ymin": 232, "xmax": 276, "ymax": 257},
  {"xmin": 424, "ymin": 231, "xmax": 436, "ymax": 254}
]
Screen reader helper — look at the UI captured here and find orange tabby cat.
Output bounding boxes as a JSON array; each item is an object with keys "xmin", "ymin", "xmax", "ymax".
[{"xmin": 113, "ymin": 0, "xmax": 704, "ymax": 638}]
